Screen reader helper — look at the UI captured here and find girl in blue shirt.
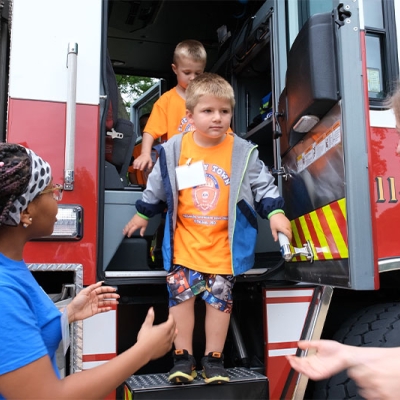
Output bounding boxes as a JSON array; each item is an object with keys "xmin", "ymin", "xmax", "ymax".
[{"xmin": 0, "ymin": 143, "xmax": 176, "ymax": 399}]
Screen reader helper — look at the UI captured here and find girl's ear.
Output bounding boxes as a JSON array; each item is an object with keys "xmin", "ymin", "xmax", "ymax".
[{"xmin": 20, "ymin": 209, "xmax": 33, "ymax": 228}]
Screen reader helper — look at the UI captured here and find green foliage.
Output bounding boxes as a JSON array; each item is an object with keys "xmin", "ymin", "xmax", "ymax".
[{"xmin": 116, "ymin": 74, "xmax": 158, "ymax": 112}]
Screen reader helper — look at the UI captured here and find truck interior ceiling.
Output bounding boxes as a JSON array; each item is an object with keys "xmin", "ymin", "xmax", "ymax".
[{"xmin": 107, "ymin": 0, "xmax": 267, "ymax": 80}]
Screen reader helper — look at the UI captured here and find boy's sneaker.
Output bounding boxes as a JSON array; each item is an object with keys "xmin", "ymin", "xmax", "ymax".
[
  {"xmin": 168, "ymin": 349, "xmax": 197, "ymax": 384},
  {"xmin": 201, "ymin": 352, "xmax": 230, "ymax": 384}
]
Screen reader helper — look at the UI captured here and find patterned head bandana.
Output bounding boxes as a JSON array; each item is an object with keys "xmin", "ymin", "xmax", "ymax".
[{"xmin": 4, "ymin": 146, "xmax": 52, "ymax": 226}]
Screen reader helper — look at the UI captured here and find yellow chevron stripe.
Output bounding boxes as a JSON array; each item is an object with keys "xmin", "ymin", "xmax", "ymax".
[
  {"xmin": 299, "ymin": 215, "xmax": 312, "ymax": 261},
  {"xmin": 322, "ymin": 204, "xmax": 348, "ymax": 258},
  {"xmin": 290, "ymin": 220, "xmax": 305, "ymax": 261},
  {"xmin": 309, "ymin": 210, "xmax": 333, "ymax": 260},
  {"xmin": 289, "ymin": 199, "xmax": 348, "ymax": 262}
]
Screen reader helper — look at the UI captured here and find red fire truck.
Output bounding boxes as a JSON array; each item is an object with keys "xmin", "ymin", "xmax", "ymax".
[{"xmin": 1, "ymin": 0, "xmax": 399, "ymax": 398}]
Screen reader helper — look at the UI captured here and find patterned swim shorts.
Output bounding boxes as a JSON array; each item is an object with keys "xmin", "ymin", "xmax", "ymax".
[{"xmin": 166, "ymin": 265, "xmax": 235, "ymax": 313}]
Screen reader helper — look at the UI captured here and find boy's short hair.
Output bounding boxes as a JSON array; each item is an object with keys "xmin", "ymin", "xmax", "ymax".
[
  {"xmin": 173, "ymin": 39, "xmax": 207, "ymax": 65},
  {"xmin": 186, "ymin": 73, "xmax": 235, "ymax": 112}
]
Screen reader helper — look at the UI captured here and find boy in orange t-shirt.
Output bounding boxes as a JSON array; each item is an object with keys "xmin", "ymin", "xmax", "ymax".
[
  {"xmin": 133, "ymin": 40, "xmax": 207, "ymax": 173},
  {"xmin": 124, "ymin": 73, "xmax": 292, "ymax": 385}
]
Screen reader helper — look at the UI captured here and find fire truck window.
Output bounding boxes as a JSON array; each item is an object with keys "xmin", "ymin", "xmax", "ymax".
[
  {"xmin": 363, "ymin": 0, "xmax": 384, "ymax": 29},
  {"xmin": 363, "ymin": 0, "xmax": 398, "ymax": 105},
  {"xmin": 307, "ymin": 0, "xmax": 332, "ymax": 16},
  {"xmin": 366, "ymin": 35, "xmax": 384, "ymax": 99},
  {"xmin": 297, "ymin": 0, "xmax": 332, "ymax": 30}
]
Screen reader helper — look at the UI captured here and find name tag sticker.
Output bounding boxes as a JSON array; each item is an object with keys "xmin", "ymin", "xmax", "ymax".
[{"xmin": 176, "ymin": 160, "xmax": 206, "ymax": 190}]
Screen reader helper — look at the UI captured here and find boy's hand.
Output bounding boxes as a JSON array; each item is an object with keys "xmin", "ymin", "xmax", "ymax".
[
  {"xmin": 123, "ymin": 214, "xmax": 149, "ymax": 237},
  {"xmin": 269, "ymin": 212, "xmax": 292, "ymax": 242},
  {"xmin": 137, "ymin": 308, "xmax": 177, "ymax": 360},
  {"xmin": 133, "ymin": 153, "xmax": 153, "ymax": 171}
]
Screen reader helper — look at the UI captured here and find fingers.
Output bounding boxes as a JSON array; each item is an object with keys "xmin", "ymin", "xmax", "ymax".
[
  {"xmin": 284, "ymin": 227, "xmax": 293, "ymax": 241},
  {"xmin": 286, "ymin": 355, "xmax": 303, "ymax": 371},
  {"xmin": 123, "ymin": 222, "xmax": 137, "ymax": 237},
  {"xmin": 297, "ymin": 340, "xmax": 316, "ymax": 351},
  {"xmin": 133, "ymin": 157, "xmax": 152, "ymax": 171},
  {"xmin": 80, "ymin": 281, "xmax": 103, "ymax": 295},
  {"xmin": 143, "ymin": 307, "xmax": 155, "ymax": 327}
]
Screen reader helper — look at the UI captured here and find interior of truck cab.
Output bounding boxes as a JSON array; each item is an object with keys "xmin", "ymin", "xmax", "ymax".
[{"xmin": 102, "ymin": 0, "xmax": 282, "ymax": 278}]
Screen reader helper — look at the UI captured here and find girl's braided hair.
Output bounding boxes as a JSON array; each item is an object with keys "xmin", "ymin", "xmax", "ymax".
[{"xmin": 0, "ymin": 143, "xmax": 31, "ymax": 225}]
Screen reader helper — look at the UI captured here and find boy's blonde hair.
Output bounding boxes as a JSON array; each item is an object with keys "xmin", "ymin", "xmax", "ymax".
[
  {"xmin": 173, "ymin": 40, "xmax": 207, "ymax": 65},
  {"xmin": 186, "ymin": 73, "xmax": 235, "ymax": 112}
]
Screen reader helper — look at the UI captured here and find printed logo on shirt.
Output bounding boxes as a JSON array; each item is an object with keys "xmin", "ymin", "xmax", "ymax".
[
  {"xmin": 178, "ymin": 116, "xmax": 193, "ymax": 133},
  {"xmin": 192, "ymin": 174, "xmax": 219, "ymax": 213}
]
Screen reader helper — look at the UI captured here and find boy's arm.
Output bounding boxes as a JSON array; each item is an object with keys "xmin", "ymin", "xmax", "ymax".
[
  {"xmin": 133, "ymin": 132, "xmax": 155, "ymax": 171},
  {"xmin": 246, "ymin": 149, "xmax": 292, "ymax": 241}
]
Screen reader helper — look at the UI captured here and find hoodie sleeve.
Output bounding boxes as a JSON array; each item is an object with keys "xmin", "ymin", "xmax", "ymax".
[
  {"xmin": 247, "ymin": 149, "xmax": 285, "ymax": 218},
  {"xmin": 135, "ymin": 158, "xmax": 167, "ymax": 218}
]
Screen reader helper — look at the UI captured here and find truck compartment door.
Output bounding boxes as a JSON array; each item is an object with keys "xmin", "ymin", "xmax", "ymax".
[{"xmin": 278, "ymin": 3, "xmax": 376, "ymax": 290}]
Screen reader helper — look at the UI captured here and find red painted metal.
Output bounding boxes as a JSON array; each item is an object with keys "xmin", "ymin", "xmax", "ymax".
[
  {"xmin": 370, "ymin": 125, "xmax": 400, "ymax": 259},
  {"xmin": 7, "ymin": 98, "xmax": 100, "ymax": 285}
]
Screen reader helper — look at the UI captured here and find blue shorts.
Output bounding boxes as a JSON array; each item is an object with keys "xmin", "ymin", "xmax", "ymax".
[{"xmin": 166, "ymin": 265, "xmax": 235, "ymax": 313}]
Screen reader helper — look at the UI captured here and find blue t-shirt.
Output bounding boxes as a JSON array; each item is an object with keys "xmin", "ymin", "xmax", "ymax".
[{"xmin": 0, "ymin": 253, "xmax": 62, "ymax": 399}]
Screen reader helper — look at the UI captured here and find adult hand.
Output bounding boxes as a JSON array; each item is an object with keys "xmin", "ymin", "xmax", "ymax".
[
  {"xmin": 133, "ymin": 153, "xmax": 153, "ymax": 172},
  {"xmin": 123, "ymin": 213, "xmax": 149, "ymax": 237},
  {"xmin": 347, "ymin": 347, "xmax": 400, "ymax": 400},
  {"xmin": 286, "ymin": 340, "xmax": 351, "ymax": 380},
  {"xmin": 66, "ymin": 281, "xmax": 119, "ymax": 323},
  {"xmin": 137, "ymin": 308, "xmax": 177, "ymax": 360}
]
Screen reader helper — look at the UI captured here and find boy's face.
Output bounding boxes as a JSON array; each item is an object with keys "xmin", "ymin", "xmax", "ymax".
[
  {"xmin": 172, "ymin": 57, "xmax": 205, "ymax": 90},
  {"xmin": 187, "ymin": 94, "xmax": 232, "ymax": 146}
]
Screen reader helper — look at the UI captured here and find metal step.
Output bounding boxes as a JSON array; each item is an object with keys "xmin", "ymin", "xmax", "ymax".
[{"xmin": 124, "ymin": 367, "xmax": 268, "ymax": 399}]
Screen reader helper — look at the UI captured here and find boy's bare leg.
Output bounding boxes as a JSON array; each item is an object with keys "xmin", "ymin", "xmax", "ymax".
[
  {"xmin": 204, "ymin": 303, "xmax": 231, "ymax": 354},
  {"xmin": 169, "ymin": 296, "xmax": 196, "ymax": 353}
]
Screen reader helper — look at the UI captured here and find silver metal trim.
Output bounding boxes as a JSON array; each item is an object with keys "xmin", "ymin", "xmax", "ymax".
[
  {"xmin": 291, "ymin": 286, "xmax": 333, "ymax": 400},
  {"xmin": 378, "ymin": 258, "xmax": 400, "ymax": 273},
  {"xmin": 104, "ymin": 268, "xmax": 270, "ymax": 278},
  {"xmin": 27, "ymin": 263, "xmax": 83, "ymax": 373},
  {"xmin": 64, "ymin": 42, "xmax": 78, "ymax": 191}
]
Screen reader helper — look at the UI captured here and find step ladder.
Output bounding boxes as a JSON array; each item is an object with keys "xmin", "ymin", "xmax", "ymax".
[{"xmin": 124, "ymin": 367, "xmax": 268, "ymax": 399}]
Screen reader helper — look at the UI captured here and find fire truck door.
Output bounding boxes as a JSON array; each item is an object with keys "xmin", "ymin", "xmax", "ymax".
[{"xmin": 278, "ymin": 1, "xmax": 376, "ymax": 290}]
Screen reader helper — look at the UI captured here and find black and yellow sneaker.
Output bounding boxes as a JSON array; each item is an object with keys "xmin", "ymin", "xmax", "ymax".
[
  {"xmin": 168, "ymin": 349, "xmax": 197, "ymax": 384},
  {"xmin": 201, "ymin": 352, "xmax": 230, "ymax": 384}
]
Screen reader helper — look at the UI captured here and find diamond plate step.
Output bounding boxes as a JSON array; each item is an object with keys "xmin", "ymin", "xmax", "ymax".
[{"xmin": 124, "ymin": 367, "xmax": 268, "ymax": 399}]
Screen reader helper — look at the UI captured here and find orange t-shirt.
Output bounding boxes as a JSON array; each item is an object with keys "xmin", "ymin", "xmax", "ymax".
[
  {"xmin": 127, "ymin": 144, "xmax": 146, "ymax": 185},
  {"xmin": 144, "ymin": 87, "xmax": 193, "ymax": 141},
  {"xmin": 173, "ymin": 132, "xmax": 234, "ymax": 275},
  {"xmin": 144, "ymin": 87, "xmax": 233, "ymax": 142}
]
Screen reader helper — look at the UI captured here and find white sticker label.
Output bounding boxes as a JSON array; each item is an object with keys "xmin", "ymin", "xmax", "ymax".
[{"xmin": 176, "ymin": 160, "xmax": 206, "ymax": 190}]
